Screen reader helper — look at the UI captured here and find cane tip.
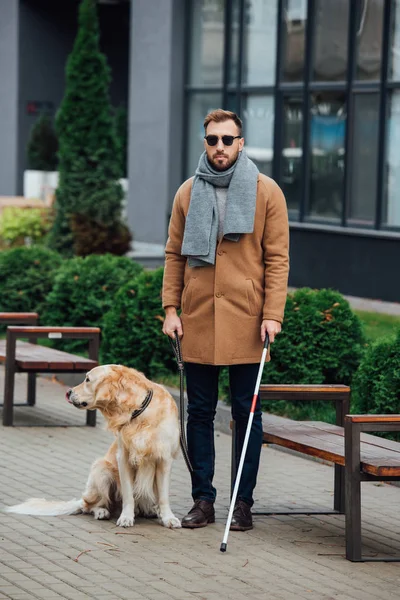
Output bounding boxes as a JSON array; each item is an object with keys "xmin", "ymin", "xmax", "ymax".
[{"xmin": 220, "ymin": 543, "xmax": 227, "ymax": 552}]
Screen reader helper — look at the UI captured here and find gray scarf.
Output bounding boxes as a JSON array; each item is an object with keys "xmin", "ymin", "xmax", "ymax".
[{"xmin": 181, "ymin": 150, "xmax": 259, "ymax": 267}]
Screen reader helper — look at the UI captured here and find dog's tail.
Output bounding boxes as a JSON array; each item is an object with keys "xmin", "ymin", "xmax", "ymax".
[{"xmin": 4, "ymin": 497, "xmax": 84, "ymax": 516}]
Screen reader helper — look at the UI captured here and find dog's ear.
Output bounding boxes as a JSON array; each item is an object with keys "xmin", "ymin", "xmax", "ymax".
[{"xmin": 93, "ymin": 382, "xmax": 114, "ymax": 408}]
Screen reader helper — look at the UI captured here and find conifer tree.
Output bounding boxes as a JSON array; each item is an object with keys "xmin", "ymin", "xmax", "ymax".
[
  {"xmin": 48, "ymin": 0, "xmax": 130, "ymax": 255},
  {"xmin": 27, "ymin": 114, "xmax": 58, "ymax": 171}
]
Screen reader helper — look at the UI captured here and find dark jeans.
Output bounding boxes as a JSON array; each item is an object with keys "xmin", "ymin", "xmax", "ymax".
[{"xmin": 185, "ymin": 362, "xmax": 262, "ymax": 507}]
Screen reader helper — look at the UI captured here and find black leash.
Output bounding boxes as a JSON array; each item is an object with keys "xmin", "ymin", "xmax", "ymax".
[{"xmin": 169, "ymin": 333, "xmax": 193, "ymax": 473}]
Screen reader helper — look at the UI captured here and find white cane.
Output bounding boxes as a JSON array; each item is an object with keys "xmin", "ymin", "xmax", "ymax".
[{"xmin": 220, "ymin": 333, "xmax": 269, "ymax": 552}]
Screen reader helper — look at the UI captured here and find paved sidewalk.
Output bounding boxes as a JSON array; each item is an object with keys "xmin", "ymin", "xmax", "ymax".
[{"xmin": 1, "ymin": 371, "xmax": 400, "ymax": 600}]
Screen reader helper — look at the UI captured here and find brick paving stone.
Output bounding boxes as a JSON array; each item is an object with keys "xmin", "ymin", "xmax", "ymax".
[{"xmin": 2, "ymin": 368, "xmax": 400, "ymax": 600}]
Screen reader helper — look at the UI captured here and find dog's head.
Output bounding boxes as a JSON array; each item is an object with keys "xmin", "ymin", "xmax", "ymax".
[{"xmin": 66, "ymin": 365, "xmax": 137, "ymax": 414}]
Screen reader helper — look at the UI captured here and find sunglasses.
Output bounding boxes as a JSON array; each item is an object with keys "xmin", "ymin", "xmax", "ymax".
[{"xmin": 204, "ymin": 135, "xmax": 241, "ymax": 147}]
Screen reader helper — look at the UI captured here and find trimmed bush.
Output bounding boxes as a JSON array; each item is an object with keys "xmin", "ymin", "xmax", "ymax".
[
  {"xmin": 352, "ymin": 330, "xmax": 400, "ymax": 416},
  {"xmin": 0, "ymin": 246, "xmax": 62, "ymax": 314},
  {"xmin": 0, "ymin": 206, "xmax": 53, "ymax": 249},
  {"xmin": 219, "ymin": 288, "xmax": 367, "ymax": 418},
  {"xmin": 27, "ymin": 113, "xmax": 58, "ymax": 171},
  {"xmin": 101, "ymin": 268, "xmax": 176, "ymax": 379},
  {"xmin": 41, "ymin": 254, "xmax": 142, "ymax": 352}
]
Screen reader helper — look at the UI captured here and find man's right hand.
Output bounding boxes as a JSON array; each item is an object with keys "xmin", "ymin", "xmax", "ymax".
[{"xmin": 162, "ymin": 306, "xmax": 183, "ymax": 339}]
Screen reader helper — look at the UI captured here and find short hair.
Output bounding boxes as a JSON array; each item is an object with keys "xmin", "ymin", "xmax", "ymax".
[{"xmin": 204, "ymin": 109, "xmax": 243, "ymax": 136}]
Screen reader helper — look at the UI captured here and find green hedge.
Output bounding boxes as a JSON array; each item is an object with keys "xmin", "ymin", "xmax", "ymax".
[
  {"xmin": 101, "ymin": 268, "xmax": 176, "ymax": 378},
  {"xmin": 352, "ymin": 330, "xmax": 400, "ymax": 416},
  {"xmin": 219, "ymin": 288, "xmax": 367, "ymax": 420},
  {"xmin": 42, "ymin": 254, "xmax": 142, "ymax": 352},
  {"xmin": 0, "ymin": 246, "xmax": 62, "ymax": 315}
]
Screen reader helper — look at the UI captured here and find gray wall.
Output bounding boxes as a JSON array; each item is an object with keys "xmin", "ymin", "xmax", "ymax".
[
  {"xmin": 0, "ymin": 0, "xmax": 19, "ymax": 195},
  {"xmin": 127, "ymin": 0, "xmax": 186, "ymax": 244}
]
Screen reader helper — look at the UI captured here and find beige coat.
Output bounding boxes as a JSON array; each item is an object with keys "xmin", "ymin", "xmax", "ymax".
[{"xmin": 162, "ymin": 174, "xmax": 289, "ymax": 365}]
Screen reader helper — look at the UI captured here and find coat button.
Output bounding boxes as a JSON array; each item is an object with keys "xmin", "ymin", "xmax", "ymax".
[
  {"xmin": 216, "ymin": 292, "xmax": 222, "ymax": 298},
  {"xmin": 218, "ymin": 250, "xmax": 223, "ymax": 255}
]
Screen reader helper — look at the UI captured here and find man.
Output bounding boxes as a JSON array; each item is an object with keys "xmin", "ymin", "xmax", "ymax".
[{"xmin": 162, "ymin": 109, "xmax": 289, "ymax": 530}]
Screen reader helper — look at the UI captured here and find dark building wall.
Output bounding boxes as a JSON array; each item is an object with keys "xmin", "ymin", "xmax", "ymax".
[
  {"xmin": 16, "ymin": 0, "xmax": 129, "ymax": 193},
  {"xmin": 289, "ymin": 225, "xmax": 400, "ymax": 302}
]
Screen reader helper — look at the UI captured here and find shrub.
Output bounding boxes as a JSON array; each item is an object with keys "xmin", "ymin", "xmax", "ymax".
[
  {"xmin": 27, "ymin": 113, "xmax": 58, "ymax": 171},
  {"xmin": 352, "ymin": 330, "xmax": 400, "ymax": 416},
  {"xmin": 219, "ymin": 288, "xmax": 367, "ymax": 418},
  {"xmin": 41, "ymin": 254, "xmax": 142, "ymax": 351},
  {"xmin": 0, "ymin": 246, "xmax": 62, "ymax": 315},
  {"xmin": 0, "ymin": 206, "xmax": 53, "ymax": 249},
  {"xmin": 101, "ymin": 268, "xmax": 176, "ymax": 379},
  {"xmin": 48, "ymin": 0, "xmax": 129, "ymax": 256}
]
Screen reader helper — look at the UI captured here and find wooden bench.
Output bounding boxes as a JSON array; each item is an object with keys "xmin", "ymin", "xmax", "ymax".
[
  {"xmin": 0, "ymin": 320, "xmax": 100, "ymax": 427},
  {"xmin": 231, "ymin": 385, "xmax": 400, "ymax": 562}
]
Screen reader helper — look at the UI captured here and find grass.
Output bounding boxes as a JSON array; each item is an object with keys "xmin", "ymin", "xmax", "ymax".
[{"xmin": 354, "ymin": 310, "xmax": 400, "ymax": 343}]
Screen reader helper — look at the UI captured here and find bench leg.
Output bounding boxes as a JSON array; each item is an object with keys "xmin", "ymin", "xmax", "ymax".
[
  {"xmin": 345, "ymin": 421, "xmax": 362, "ymax": 561},
  {"xmin": 334, "ymin": 464, "xmax": 345, "ymax": 512},
  {"xmin": 86, "ymin": 409, "xmax": 96, "ymax": 427},
  {"xmin": 27, "ymin": 373, "xmax": 36, "ymax": 406},
  {"xmin": 3, "ymin": 365, "xmax": 16, "ymax": 426}
]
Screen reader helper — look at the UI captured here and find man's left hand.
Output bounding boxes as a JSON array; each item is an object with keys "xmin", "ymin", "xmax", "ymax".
[{"xmin": 261, "ymin": 319, "xmax": 281, "ymax": 344}]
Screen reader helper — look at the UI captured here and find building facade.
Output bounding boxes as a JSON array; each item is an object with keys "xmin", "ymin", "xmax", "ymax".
[{"xmin": 1, "ymin": 0, "xmax": 399, "ymax": 301}]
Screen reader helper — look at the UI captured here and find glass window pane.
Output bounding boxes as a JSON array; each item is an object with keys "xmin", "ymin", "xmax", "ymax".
[
  {"xmin": 348, "ymin": 94, "xmax": 380, "ymax": 225},
  {"xmin": 389, "ymin": 0, "xmax": 400, "ymax": 80},
  {"xmin": 189, "ymin": 0, "xmax": 225, "ymax": 86},
  {"xmin": 355, "ymin": 0, "xmax": 383, "ymax": 81},
  {"xmin": 186, "ymin": 93, "xmax": 222, "ymax": 178},
  {"xmin": 281, "ymin": 0, "xmax": 307, "ymax": 82},
  {"xmin": 383, "ymin": 92, "xmax": 400, "ymax": 227},
  {"xmin": 313, "ymin": 0, "xmax": 349, "ymax": 82},
  {"xmin": 242, "ymin": 0, "xmax": 278, "ymax": 86},
  {"xmin": 241, "ymin": 95, "xmax": 274, "ymax": 176},
  {"xmin": 281, "ymin": 95, "xmax": 303, "ymax": 215},
  {"xmin": 308, "ymin": 92, "xmax": 346, "ymax": 221}
]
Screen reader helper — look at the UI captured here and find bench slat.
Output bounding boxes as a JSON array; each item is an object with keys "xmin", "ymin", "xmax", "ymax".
[
  {"xmin": 260, "ymin": 384, "xmax": 350, "ymax": 401},
  {"xmin": 262, "ymin": 415, "xmax": 400, "ymax": 476},
  {"xmin": 0, "ymin": 340, "xmax": 98, "ymax": 370}
]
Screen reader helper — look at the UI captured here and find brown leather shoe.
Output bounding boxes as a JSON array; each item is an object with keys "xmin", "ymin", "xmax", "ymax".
[
  {"xmin": 230, "ymin": 500, "xmax": 253, "ymax": 531},
  {"xmin": 181, "ymin": 499, "xmax": 215, "ymax": 529}
]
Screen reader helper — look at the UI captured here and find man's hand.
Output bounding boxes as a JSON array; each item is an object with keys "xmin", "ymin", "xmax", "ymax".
[
  {"xmin": 261, "ymin": 319, "xmax": 281, "ymax": 344},
  {"xmin": 162, "ymin": 306, "xmax": 183, "ymax": 339}
]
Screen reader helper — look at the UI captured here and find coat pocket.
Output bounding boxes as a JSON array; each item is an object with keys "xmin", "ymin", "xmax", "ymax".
[
  {"xmin": 182, "ymin": 277, "xmax": 196, "ymax": 315},
  {"xmin": 245, "ymin": 279, "xmax": 260, "ymax": 317}
]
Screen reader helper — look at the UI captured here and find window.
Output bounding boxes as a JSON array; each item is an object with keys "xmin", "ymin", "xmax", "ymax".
[
  {"xmin": 389, "ymin": 0, "xmax": 400, "ymax": 81},
  {"xmin": 242, "ymin": 0, "xmax": 278, "ymax": 86},
  {"xmin": 189, "ymin": 0, "xmax": 225, "ymax": 86},
  {"xmin": 383, "ymin": 92, "xmax": 400, "ymax": 227},
  {"xmin": 312, "ymin": 0, "xmax": 349, "ymax": 82},
  {"xmin": 348, "ymin": 94, "xmax": 380, "ymax": 225},
  {"xmin": 355, "ymin": 0, "xmax": 383, "ymax": 81},
  {"xmin": 186, "ymin": 93, "xmax": 222, "ymax": 178},
  {"xmin": 280, "ymin": 95, "xmax": 303, "ymax": 214},
  {"xmin": 241, "ymin": 96, "xmax": 274, "ymax": 176},
  {"xmin": 308, "ymin": 92, "xmax": 346, "ymax": 221},
  {"xmin": 281, "ymin": 0, "xmax": 307, "ymax": 82}
]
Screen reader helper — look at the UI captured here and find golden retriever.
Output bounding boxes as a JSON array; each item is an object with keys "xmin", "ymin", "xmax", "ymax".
[{"xmin": 5, "ymin": 365, "xmax": 181, "ymax": 529}]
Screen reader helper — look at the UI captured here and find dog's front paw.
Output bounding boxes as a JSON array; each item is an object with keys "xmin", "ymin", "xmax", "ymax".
[
  {"xmin": 93, "ymin": 507, "xmax": 110, "ymax": 520},
  {"xmin": 117, "ymin": 512, "xmax": 135, "ymax": 527},
  {"xmin": 161, "ymin": 515, "xmax": 181, "ymax": 529}
]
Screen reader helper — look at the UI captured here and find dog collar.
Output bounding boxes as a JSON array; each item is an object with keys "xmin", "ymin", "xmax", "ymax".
[{"xmin": 131, "ymin": 388, "xmax": 153, "ymax": 420}]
